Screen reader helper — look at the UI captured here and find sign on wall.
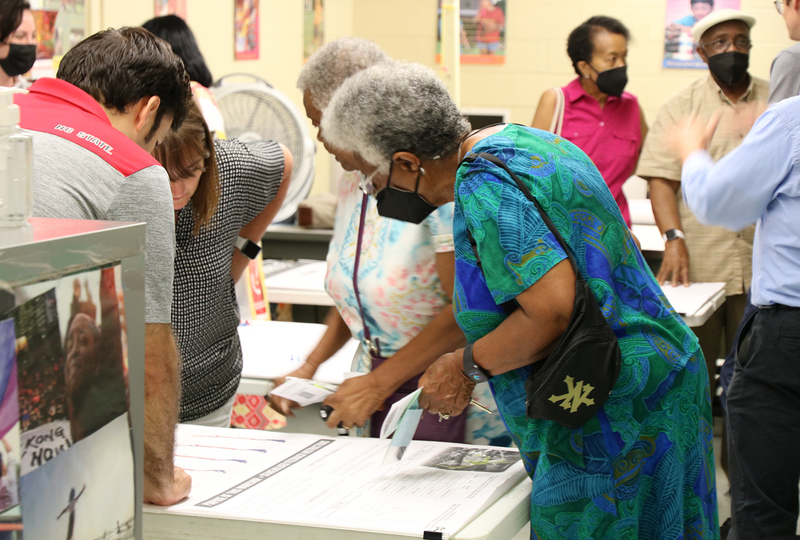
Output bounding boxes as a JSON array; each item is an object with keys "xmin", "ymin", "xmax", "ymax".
[
  {"xmin": 154, "ymin": 0, "xmax": 187, "ymax": 19},
  {"xmin": 29, "ymin": 0, "xmax": 86, "ymax": 79},
  {"xmin": 436, "ymin": 0, "xmax": 507, "ymax": 66},
  {"xmin": 664, "ymin": 0, "xmax": 741, "ymax": 68},
  {"xmin": 304, "ymin": 0, "xmax": 324, "ymax": 60},
  {"xmin": 235, "ymin": 0, "xmax": 259, "ymax": 60}
]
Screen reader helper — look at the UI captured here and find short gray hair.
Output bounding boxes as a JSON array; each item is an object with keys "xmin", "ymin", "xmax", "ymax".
[
  {"xmin": 321, "ymin": 61, "xmax": 471, "ymax": 174},
  {"xmin": 297, "ymin": 37, "xmax": 390, "ymax": 111}
]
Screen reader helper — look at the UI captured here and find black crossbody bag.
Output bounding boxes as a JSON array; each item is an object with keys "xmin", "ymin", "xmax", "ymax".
[{"xmin": 462, "ymin": 152, "xmax": 621, "ymax": 429}]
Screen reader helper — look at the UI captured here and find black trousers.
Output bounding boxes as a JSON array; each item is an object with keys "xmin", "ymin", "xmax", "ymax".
[{"xmin": 727, "ymin": 305, "xmax": 800, "ymax": 540}]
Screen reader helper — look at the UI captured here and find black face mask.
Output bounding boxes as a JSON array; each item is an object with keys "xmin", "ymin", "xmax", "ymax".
[
  {"xmin": 0, "ymin": 44, "xmax": 36, "ymax": 77},
  {"xmin": 375, "ymin": 162, "xmax": 437, "ymax": 224},
  {"xmin": 707, "ymin": 51, "xmax": 749, "ymax": 87},
  {"xmin": 591, "ymin": 65, "xmax": 628, "ymax": 98}
]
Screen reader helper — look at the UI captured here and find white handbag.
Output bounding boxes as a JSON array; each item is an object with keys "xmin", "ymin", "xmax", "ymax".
[{"xmin": 548, "ymin": 87, "xmax": 565, "ymax": 136}]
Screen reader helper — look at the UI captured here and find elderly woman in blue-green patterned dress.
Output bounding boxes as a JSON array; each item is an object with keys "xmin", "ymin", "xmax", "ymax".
[{"xmin": 321, "ymin": 60, "xmax": 719, "ymax": 539}]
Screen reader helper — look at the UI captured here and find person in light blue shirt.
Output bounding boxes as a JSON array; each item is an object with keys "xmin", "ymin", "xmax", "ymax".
[{"xmin": 676, "ymin": 97, "xmax": 800, "ymax": 540}]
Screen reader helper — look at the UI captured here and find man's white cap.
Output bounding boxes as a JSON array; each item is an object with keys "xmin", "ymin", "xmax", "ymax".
[{"xmin": 692, "ymin": 9, "xmax": 756, "ymax": 43}]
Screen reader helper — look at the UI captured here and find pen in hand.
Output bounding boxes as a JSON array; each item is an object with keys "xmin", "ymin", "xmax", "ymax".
[{"xmin": 469, "ymin": 399, "xmax": 492, "ymax": 414}]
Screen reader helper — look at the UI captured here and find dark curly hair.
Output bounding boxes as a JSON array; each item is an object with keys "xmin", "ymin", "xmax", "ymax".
[
  {"xmin": 142, "ymin": 15, "xmax": 213, "ymax": 88},
  {"xmin": 57, "ymin": 27, "xmax": 193, "ymax": 141},
  {"xmin": 567, "ymin": 16, "xmax": 631, "ymax": 76}
]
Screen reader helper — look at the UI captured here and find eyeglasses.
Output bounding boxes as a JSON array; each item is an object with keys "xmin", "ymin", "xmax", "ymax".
[
  {"xmin": 775, "ymin": 0, "xmax": 785, "ymax": 14},
  {"xmin": 700, "ymin": 37, "xmax": 753, "ymax": 53}
]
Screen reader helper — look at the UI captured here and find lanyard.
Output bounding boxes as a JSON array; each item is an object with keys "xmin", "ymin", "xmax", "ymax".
[{"xmin": 352, "ymin": 193, "xmax": 381, "ymax": 359}]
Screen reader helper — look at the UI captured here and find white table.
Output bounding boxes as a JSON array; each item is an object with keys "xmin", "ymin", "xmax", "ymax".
[
  {"xmin": 144, "ymin": 479, "xmax": 530, "ymax": 540},
  {"xmin": 144, "ymin": 426, "xmax": 532, "ymax": 540},
  {"xmin": 236, "ymin": 320, "xmax": 358, "ymax": 397},
  {"xmin": 263, "ymin": 259, "xmax": 333, "ymax": 306},
  {"xmin": 261, "ymin": 259, "xmax": 726, "ymax": 329}
]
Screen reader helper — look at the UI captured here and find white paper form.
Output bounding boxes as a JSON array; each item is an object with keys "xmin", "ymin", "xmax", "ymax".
[
  {"xmin": 380, "ymin": 388, "xmax": 423, "ymax": 439},
  {"xmin": 238, "ymin": 320, "xmax": 360, "ymax": 384},
  {"xmin": 149, "ymin": 425, "xmax": 526, "ymax": 539},
  {"xmin": 661, "ymin": 282, "xmax": 726, "ymax": 316},
  {"xmin": 270, "ymin": 378, "xmax": 338, "ymax": 406}
]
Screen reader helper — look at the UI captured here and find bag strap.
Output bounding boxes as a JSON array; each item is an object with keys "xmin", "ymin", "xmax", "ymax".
[
  {"xmin": 353, "ymin": 192, "xmax": 381, "ymax": 358},
  {"xmin": 548, "ymin": 87, "xmax": 565, "ymax": 137},
  {"xmin": 462, "ymin": 152, "xmax": 581, "ymax": 280}
]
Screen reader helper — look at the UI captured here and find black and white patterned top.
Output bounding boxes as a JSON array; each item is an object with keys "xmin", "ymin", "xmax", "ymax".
[{"xmin": 172, "ymin": 138, "xmax": 284, "ymax": 421}]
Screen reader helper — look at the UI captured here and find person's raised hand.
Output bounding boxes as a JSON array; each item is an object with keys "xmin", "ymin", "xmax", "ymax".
[{"xmin": 669, "ymin": 110, "xmax": 722, "ymax": 165}]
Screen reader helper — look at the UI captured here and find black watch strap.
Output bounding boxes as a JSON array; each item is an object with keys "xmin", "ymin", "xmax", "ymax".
[
  {"xmin": 462, "ymin": 343, "xmax": 491, "ymax": 383},
  {"xmin": 236, "ymin": 236, "xmax": 262, "ymax": 260}
]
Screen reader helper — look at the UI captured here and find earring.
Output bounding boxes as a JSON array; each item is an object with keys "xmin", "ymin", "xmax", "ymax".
[{"xmin": 419, "ymin": 167, "xmax": 426, "ymax": 176}]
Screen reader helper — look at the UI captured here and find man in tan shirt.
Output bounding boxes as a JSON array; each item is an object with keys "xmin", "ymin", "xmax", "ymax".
[{"xmin": 637, "ymin": 9, "xmax": 767, "ymax": 383}]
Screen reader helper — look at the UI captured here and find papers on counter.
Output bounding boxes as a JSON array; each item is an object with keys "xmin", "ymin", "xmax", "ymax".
[
  {"xmin": 149, "ymin": 424, "xmax": 526, "ymax": 540},
  {"xmin": 238, "ymin": 320, "xmax": 360, "ymax": 385},
  {"xmin": 661, "ymin": 282, "xmax": 726, "ymax": 316},
  {"xmin": 262, "ymin": 259, "xmax": 327, "ymax": 292}
]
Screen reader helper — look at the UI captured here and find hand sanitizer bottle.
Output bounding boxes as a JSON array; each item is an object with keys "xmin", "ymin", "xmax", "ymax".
[{"xmin": 0, "ymin": 87, "xmax": 32, "ymax": 227}]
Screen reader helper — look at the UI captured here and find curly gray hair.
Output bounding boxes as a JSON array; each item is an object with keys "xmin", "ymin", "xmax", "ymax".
[
  {"xmin": 320, "ymin": 61, "xmax": 471, "ymax": 175},
  {"xmin": 296, "ymin": 37, "xmax": 390, "ymax": 111}
]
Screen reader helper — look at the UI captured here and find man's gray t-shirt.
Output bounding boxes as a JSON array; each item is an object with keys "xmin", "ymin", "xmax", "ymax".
[
  {"xmin": 769, "ymin": 42, "xmax": 800, "ymax": 105},
  {"xmin": 30, "ymin": 132, "xmax": 175, "ymax": 324}
]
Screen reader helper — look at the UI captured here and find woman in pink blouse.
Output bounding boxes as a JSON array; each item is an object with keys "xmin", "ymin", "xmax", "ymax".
[{"xmin": 532, "ymin": 16, "xmax": 648, "ymax": 227}]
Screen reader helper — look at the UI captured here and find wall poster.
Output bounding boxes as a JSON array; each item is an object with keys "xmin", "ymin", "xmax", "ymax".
[
  {"xmin": 437, "ymin": 0, "xmax": 506, "ymax": 66},
  {"xmin": 304, "ymin": 0, "xmax": 324, "ymax": 60},
  {"xmin": 235, "ymin": 0, "xmax": 259, "ymax": 60},
  {"xmin": 664, "ymin": 0, "xmax": 741, "ymax": 68},
  {"xmin": 28, "ymin": 0, "xmax": 86, "ymax": 79},
  {"xmin": 154, "ymin": 0, "xmax": 187, "ymax": 19}
]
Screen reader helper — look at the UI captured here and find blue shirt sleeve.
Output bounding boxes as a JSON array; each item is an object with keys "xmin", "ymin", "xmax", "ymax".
[{"xmin": 682, "ymin": 105, "xmax": 796, "ymax": 230}]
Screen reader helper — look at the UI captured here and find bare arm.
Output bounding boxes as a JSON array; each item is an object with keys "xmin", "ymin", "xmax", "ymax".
[
  {"xmin": 269, "ymin": 307, "xmax": 352, "ymax": 416},
  {"xmin": 142, "ymin": 323, "xmax": 191, "ymax": 506},
  {"xmin": 646, "ymin": 177, "xmax": 690, "ymax": 287},
  {"xmin": 232, "ymin": 144, "xmax": 294, "ymax": 281},
  {"xmin": 324, "ymin": 251, "xmax": 467, "ymax": 429},
  {"xmin": 419, "ymin": 259, "xmax": 575, "ymax": 414},
  {"xmin": 531, "ymin": 88, "xmax": 557, "ymax": 131}
]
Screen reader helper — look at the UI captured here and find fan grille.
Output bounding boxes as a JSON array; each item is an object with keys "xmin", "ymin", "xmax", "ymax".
[{"xmin": 217, "ymin": 90, "xmax": 307, "ymax": 168}]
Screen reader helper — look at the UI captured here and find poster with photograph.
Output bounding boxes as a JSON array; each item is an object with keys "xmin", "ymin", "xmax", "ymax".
[
  {"xmin": 664, "ymin": 0, "xmax": 741, "ymax": 68},
  {"xmin": 437, "ymin": 0, "xmax": 506, "ymax": 65},
  {"xmin": 28, "ymin": 0, "xmax": 86, "ymax": 80},
  {"xmin": 0, "ymin": 320, "xmax": 21, "ymax": 519},
  {"xmin": 11, "ymin": 266, "xmax": 130, "ymax": 476},
  {"xmin": 235, "ymin": 0, "xmax": 259, "ymax": 60},
  {"xmin": 154, "ymin": 0, "xmax": 187, "ymax": 19},
  {"xmin": 20, "ymin": 414, "xmax": 135, "ymax": 540},
  {"xmin": 303, "ymin": 0, "xmax": 324, "ymax": 60}
]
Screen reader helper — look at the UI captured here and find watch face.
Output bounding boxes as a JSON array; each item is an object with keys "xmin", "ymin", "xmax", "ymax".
[
  {"xmin": 465, "ymin": 368, "xmax": 488, "ymax": 383},
  {"xmin": 241, "ymin": 241, "xmax": 262, "ymax": 260}
]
